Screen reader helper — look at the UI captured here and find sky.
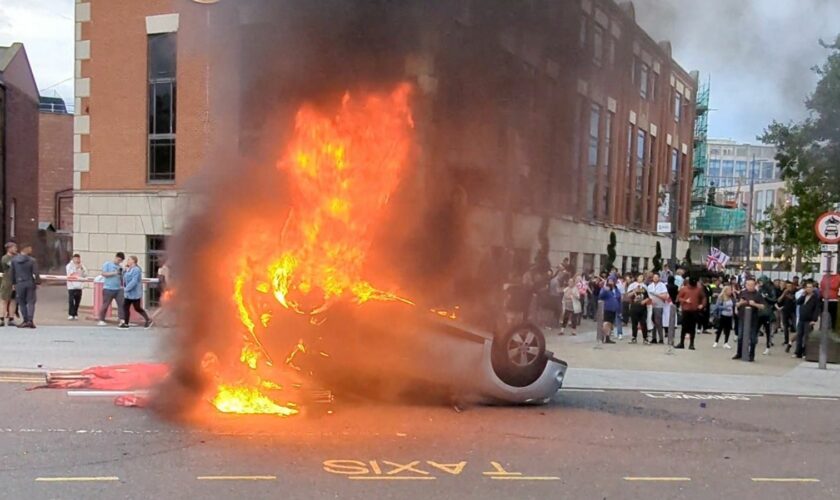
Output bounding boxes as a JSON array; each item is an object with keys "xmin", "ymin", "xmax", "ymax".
[
  {"xmin": 634, "ymin": 0, "xmax": 840, "ymax": 142},
  {"xmin": 0, "ymin": 0, "xmax": 74, "ymax": 108},
  {"xmin": 1, "ymin": 0, "xmax": 839, "ymax": 143}
]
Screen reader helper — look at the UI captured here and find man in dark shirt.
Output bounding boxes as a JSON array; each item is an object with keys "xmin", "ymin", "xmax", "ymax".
[
  {"xmin": 777, "ymin": 281, "xmax": 797, "ymax": 352},
  {"xmin": 733, "ymin": 278, "xmax": 765, "ymax": 361},
  {"xmin": 8, "ymin": 244, "xmax": 39, "ymax": 329},
  {"xmin": 794, "ymin": 282, "xmax": 821, "ymax": 359}
]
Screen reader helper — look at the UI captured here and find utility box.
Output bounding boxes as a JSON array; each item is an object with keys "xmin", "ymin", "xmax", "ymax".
[{"xmin": 806, "ymin": 329, "xmax": 840, "ymax": 364}]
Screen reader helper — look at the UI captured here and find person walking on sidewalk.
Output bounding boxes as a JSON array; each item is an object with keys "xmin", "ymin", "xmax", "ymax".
[
  {"xmin": 758, "ymin": 276, "xmax": 779, "ymax": 355},
  {"xmin": 66, "ymin": 253, "xmax": 86, "ymax": 320},
  {"xmin": 777, "ymin": 281, "xmax": 797, "ymax": 353},
  {"xmin": 8, "ymin": 244, "xmax": 40, "ymax": 329},
  {"xmin": 733, "ymin": 278, "xmax": 766, "ymax": 362},
  {"xmin": 0, "ymin": 242, "xmax": 17, "ymax": 326},
  {"xmin": 647, "ymin": 273, "xmax": 669, "ymax": 344},
  {"xmin": 714, "ymin": 285, "xmax": 736, "ymax": 349},
  {"xmin": 676, "ymin": 276, "xmax": 706, "ymax": 350},
  {"xmin": 559, "ymin": 277, "xmax": 582, "ymax": 336},
  {"xmin": 120, "ymin": 256, "xmax": 152, "ymax": 329},
  {"xmin": 598, "ymin": 278, "xmax": 621, "ymax": 344},
  {"xmin": 98, "ymin": 252, "xmax": 126, "ymax": 326},
  {"xmin": 626, "ymin": 274, "xmax": 651, "ymax": 344},
  {"xmin": 794, "ymin": 281, "xmax": 821, "ymax": 359}
]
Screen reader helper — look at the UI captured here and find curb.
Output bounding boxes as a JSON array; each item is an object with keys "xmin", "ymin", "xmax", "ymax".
[{"xmin": 0, "ymin": 368, "xmax": 48, "ymax": 383}]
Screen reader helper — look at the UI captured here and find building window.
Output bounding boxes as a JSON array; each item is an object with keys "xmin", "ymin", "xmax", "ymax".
[
  {"xmin": 673, "ymin": 91, "xmax": 682, "ymax": 122},
  {"xmin": 708, "ymin": 159, "xmax": 721, "ymax": 179},
  {"xmin": 671, "ymin": 148, "xmax": 679, "ymax": 182},
  {"xmin": 621, "ymin": 255, "xmax": 628, "ymax": 274},
  {"xmin": 579, "ymin": 16, "xmax": 588, "ymax": 49},
  {"xmin": 602, "ymin": 111, "xmax": 614, "ymax": 219},
  {"xmin": 721, "ymin": 160, "xmax": 734, "ymax": 180},
  {"xmin": 635, "ymin": 130, "xmax": 646, "ymax": 225},
  {"xmin": 147, "ymin": 235, "xmax": 166, "ymax": 306},
  {"xmin": 625, "ymin": 124, "xmax": 634, "ymax": 223},
  {"xmin": 148, "ymin": 33, "xmax": 177, "ymax": 183},
  {"xmin": 751, "ymin": 234, "xmax": 761, "ymax": 258},
  {"xmin": 650, "ymin": 72, "xmax": 658, "ymax": 100},
  {"xmin": 762, "ymin": 161, "xmax": 775, "ymax": 180},
  {"xmin": 735, "ymin": 160, "xmax": 747, "ymax": 179},
  {"xmin": 9, "ymin": 198, "xmax": 15, "ymax": 239},
  {"xmin": 643, "ymin": 257, "xmax": 650, "ymax": 271},
  {"xmin": 631, "ymin": 256, "xmax": 640, "ymax": 273},
  {"xmin": 583, "ymin": 253, "xmax": 595, "ymax": 274},
  {"xmin": 586, "ymin": 104, "xmax": 601, "ymax": 218},
  {"xmin": 639, "ymin": 64, "xmax": 650, "ymax": 99},
  {"xmin": 592, "ymin": 24, "xmax": 604, "ymax": 66},
  {"xmin": 608, "ymin": 37, "xmax": 616, "ymax": 67}
]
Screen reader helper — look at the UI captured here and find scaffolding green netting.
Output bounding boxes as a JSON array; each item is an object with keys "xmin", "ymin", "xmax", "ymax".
[{"xmin": 692, "ymin": 205, "xmax": 747, "ymax": 232}]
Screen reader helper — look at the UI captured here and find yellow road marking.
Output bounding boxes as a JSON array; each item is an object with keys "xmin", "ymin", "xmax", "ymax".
[
  {"xmin": 0, "ymin": 377, "xmax": 41, "ymax": 383},
  {"xmin": 490, "ymin": 476, "xmax": 560, "ymax": 481},
  {"xmin": 197, "ymin": 476, "xmax": 276, "ymax": 480},
  {"xmin": 751, "ymin": 478, "xmax": 820, "ymax": 483},
  {"xmin": 349, "ymin": 476, "xmax": 435, "ymax": 481},
  {"xmin": 624, "ymin": 477, "xmax": 691, "ymax": 482},
  {"xmin": 36, "ymin": 476, "xmax": 119, "ymax": 482}
]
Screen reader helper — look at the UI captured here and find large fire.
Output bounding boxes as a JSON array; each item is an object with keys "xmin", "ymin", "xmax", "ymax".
[{"xmin": 208, "ymin": 83, "xmax": 415, "ymax": 416}]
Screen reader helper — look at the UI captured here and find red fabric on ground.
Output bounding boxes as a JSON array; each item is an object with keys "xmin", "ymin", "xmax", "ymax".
[{"xmin": 37, "ymin": 363, "xmax": 169, "ymax": 390}]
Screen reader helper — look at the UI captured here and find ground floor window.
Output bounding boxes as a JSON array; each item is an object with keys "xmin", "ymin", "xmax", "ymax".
[{"xmin": 147, "ymin": 235, "xmax": 166, "ymax": 306}]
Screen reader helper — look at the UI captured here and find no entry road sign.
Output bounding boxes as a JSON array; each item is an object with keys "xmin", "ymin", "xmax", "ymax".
[{"xmin": 815, "ymin": 211, "xmax": 840, "ymax": 244}]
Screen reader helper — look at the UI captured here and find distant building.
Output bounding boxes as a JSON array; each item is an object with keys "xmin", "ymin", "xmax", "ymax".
[
  {"xmin": 691, "ymin": 138, "xmax": 795, "ymax": 270},
  {"xmin": 38, "ymin": 96, "xmax": 74, "ymax": 232},
  {"xmin": 0, "ymin": 43, "xmax": 39, "ymax": 245}
]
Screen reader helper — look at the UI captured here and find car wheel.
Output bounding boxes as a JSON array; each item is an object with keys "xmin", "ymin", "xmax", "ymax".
[{"xmin": 491, "ymin": 322, "xmax": 548, "ymax": 387}]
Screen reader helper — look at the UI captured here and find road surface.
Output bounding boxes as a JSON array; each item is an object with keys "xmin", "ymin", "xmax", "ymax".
[{"xmin": 0, "ymin": 381, "xmax": 837, "ymax": 499}]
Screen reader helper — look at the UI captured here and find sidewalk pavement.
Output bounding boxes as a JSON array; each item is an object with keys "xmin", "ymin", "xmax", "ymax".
[
  {"xmin": 545, "ymin": 318, "xmax": 840, "ymax": 396},
  {"xmin": 0, "ymin": 325, "xmax": 160, "ymax": 374},
  {"xmin": 2, "ymin": 319, "xmax": 838, "ymax": 398}
]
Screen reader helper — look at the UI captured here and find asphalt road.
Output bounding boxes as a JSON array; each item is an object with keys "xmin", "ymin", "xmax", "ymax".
[{"xmin": 0, "ymin": 382, "xmax": 838, "ymax": 500}]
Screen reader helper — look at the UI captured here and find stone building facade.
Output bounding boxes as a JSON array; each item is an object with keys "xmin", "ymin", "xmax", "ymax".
[{"xmin": 75, "ymin": 0, "xmax": 695, "ymax": 302}]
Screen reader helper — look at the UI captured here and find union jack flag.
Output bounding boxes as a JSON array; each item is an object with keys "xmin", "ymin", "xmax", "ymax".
[{"xmin": 706, "ymin": 247, "xmax": 730, "ymax": 272}]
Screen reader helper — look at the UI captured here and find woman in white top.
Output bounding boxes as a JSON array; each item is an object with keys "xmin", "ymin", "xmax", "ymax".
[
  {"xmin": 560, "ymin": 278, "xmax": 582, "ymax": 336},
  {"xmin": 65, "ymin": 253, "xmax": 86, "ymax": 320}
]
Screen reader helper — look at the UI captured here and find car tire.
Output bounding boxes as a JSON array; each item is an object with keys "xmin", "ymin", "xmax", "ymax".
[{"xmin": 491, "ymin": 322, "xmax": 548, "ymax": 387}]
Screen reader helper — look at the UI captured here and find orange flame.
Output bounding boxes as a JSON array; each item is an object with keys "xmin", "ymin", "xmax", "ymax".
[{"xmin": 209, "ymin": 83, "xmax": 415, "ymax": 415}]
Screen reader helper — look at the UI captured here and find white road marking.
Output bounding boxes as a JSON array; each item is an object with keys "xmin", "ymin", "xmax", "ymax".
[
  {"xmin": 751, "ymin": 477, "xmax": 820, "ymax": 483},
  {"xmin": 624, "ymin": 477, "xmax": 691, "ymax": 482},
  {"xmin": 197, "ymin": 475, "xmax": 276, "ymax": 480},
  {"xmin": 348, "ymin": 476, "xmax": 436, "ymax": 481},
  {"xmin": 36, "ymin": 476, "xmax": 119, "ymax": 482},
  {"xmin": 797, "ymin": 396, "xmax": 839, "ymax": 401},
  {"xmin": 562, "ymin": 388, "xmax": 606, "ymax": 393},
  {"xmin": 489, "ymin": 476, "xmax": 560, "ymax": 481}
]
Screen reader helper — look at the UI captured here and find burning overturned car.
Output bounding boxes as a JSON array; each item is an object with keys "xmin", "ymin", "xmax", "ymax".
[{"xmin": 158, "ymin": 83, "xmax": 567, "ymax": 418}]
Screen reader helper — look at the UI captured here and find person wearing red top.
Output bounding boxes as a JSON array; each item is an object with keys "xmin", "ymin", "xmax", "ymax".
[
  {"xmin": 676, "ymin": 276, "xmax": 707, "ymax": 350},
  {"xmin": 820, "ymin": 272, "xmax": 839, "ymax": 331}
]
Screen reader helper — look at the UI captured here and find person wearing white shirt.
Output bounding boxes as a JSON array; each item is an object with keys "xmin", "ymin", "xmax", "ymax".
[
  {"xmin": 65, "ymin": 253, "xmax": 86, "ymax": 320},
  {"xmin": 647, "ymin": 273, "xmax": 669, "ymax": 344}
]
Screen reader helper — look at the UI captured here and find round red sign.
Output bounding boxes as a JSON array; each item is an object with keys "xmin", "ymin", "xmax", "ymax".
[{"xmin": 815, "ymin": 211, "xmax": 840, "ymax": 244}]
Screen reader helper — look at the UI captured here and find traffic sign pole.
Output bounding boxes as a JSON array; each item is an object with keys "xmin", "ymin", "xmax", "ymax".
[{"xmin": 815, "ymin": 211, "xmax": 840, "ymax": 370}]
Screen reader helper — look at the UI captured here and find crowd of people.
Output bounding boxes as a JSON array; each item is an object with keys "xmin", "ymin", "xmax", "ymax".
[
  {"xmin": 0, "ymin": 244, "xmax": 162, "ymax": 329},
  {"xmin": 511, "ymin": 259, "xmax": 839, "ymax": 363}
]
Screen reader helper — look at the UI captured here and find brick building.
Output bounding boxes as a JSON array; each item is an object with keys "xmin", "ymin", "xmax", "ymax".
[
  {"xmin": 74, "ymin": 0, "xmax": 695, "ymax": 294},
  {"xmin": 0, "ymin": 42, "xmax": 39, "ymax": 246},
  {"xmin": 38, "ymin": 96, "xmax": 74, "ymax": 233}
]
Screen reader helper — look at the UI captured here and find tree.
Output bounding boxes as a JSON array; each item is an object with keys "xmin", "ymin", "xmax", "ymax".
[
  {"xmin": 652, "ymin": 241, "xmax": 663, "ymax": 273},
  {"xmin": 604, "ymin": 231, "xmax": 617, "ymax": 272},
  {"xmin": 758, "ymin": 36, "xmax": 840, "ymax": 266}
]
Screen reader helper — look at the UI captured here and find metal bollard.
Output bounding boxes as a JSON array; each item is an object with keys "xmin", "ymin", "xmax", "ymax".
[
  {"xmin": 819, "ymin": 300, "xmax": 830, "ymax": 370},
  {"xmin": 665, "ymin": 303, "xmax": 677, "ymax": 354},
  {"xmin": 594, "ymin": 300, "xmax": 605, "ymax": 348},
  {"xmin": 740, "ymin": 306, "xmax": 753, "ymax": 362}
]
